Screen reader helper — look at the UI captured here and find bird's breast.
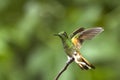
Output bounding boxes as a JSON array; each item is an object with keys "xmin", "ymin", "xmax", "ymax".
[{"xmin": 64, "ymin": 46, "xmax": 76, "ymax": 57}]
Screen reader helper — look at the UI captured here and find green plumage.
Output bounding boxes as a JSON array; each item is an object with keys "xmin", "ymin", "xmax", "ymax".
[{"xmin": 55, "ymin": 27, "xmax": 104, "ymax": 70}]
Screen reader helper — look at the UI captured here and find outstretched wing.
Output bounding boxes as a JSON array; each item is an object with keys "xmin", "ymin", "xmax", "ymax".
[
  {"xmin": 70, "ymin": 27, "xmax": 104, "ymax": 49},
  {"xmin": 78, "ymin": 27, "xmax": 104, "ymax": 40},
  {"xmin": 70, "ymin": 27, "xmax": 85, "ymax": 38}
]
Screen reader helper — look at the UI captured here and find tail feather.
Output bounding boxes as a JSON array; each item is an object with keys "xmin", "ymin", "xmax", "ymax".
[
  {"xmin": 78, "ymin": 60, "xmax": 95, "ymax": 70},
  {"xmin": 78, "ymin": 63, "xmax": 89, "ymax": 70},
  {"xmin": 74, "ymin": 54, "xmax": 95, "ymax": 70},
  {"xmin": 81, "ymin": 56, "xmax": 95, "ymax": 70}
]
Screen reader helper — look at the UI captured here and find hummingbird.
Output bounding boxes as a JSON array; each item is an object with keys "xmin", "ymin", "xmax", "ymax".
[{"xmin": 55, "ymin": 27, "xmax": 104, "ymax": 70}]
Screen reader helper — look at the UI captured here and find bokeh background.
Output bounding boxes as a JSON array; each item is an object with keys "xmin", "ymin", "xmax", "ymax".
[{"xmin": 0, "ymin": 0, "xmax": 120, "ymax": 80}]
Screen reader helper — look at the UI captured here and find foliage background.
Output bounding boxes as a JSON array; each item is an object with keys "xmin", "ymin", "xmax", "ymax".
[{"xmin": 0, "ymin": 0, "xmax": 120, "ymax": 80}]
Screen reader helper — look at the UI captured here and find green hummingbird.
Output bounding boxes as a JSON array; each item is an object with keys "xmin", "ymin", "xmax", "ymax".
[{"xmin": 55, "ymin": 27, "xmax": 104, "ymax": 70}]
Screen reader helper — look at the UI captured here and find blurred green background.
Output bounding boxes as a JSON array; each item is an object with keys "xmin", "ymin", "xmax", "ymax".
[{"xmin": 0, "ymin": 0, "xmax": 120, "ymax": 80}]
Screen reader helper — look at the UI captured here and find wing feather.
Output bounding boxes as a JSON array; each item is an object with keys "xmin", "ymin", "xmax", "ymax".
[
  {"xmin": 71, "ymin": 27, "xmax": 104, "ymax": 49},
  {"xmin": 70, "ymin": 27, "xmax": 85, "ymax": 38},
  {"xmin": 79, "ymin": 27, "xmax": 104, "ymax": 40}
]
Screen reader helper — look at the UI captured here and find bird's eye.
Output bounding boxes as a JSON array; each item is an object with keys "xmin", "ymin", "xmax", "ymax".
[{"xmin": 63, "ymin": 32, "xmax": 68, "ymax": 37}]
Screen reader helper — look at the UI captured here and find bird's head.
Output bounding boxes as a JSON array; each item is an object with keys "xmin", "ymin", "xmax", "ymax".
[{"xmin": 54, "ymin": 31, "xmax": 68, "ymax": 40}]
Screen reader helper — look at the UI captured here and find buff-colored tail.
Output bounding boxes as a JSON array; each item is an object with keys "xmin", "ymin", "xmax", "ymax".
[
  {"xmin": 79, "ymin": 56, "xmax": 95, "ymax": 70},
  {"xmin": 73, "ymin": 54, "xmax": 95, "ymax": 70}
]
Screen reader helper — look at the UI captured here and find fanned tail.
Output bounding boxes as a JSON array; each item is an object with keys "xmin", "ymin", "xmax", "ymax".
[
  {"xmin": 73, "ymin": 53, "xmax": 95, "ymax": 70},
  {"xmin": 78, "ymin": 56, "xmax": 95, "ymax": 70}
]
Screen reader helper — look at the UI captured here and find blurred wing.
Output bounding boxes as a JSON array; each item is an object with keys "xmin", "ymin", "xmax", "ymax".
[
  {"xmin": 71, "ymin": 27, "xmax": 104, "ymax": 49},
  {"xmin": 70, "ymin": 27, "xmax": 85, "ymax": 38},
  {"xmin": 79, "ymin": 27, "xmax": 104, "ymax": 40}
]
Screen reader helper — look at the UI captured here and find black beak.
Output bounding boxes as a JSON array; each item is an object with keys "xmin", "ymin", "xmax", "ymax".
[
  {"xmin": 54, "ymin": 33, "xmax": 62, "ymax": 39},
  {"xmin": 54, "ymin": 33, "xmax": 59, "ymax": 36}
]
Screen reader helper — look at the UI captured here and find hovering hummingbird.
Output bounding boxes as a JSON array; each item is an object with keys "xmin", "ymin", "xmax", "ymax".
[{"xmin": 55, "ymin": 27, "xmax": 104, "ymax": 70}]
